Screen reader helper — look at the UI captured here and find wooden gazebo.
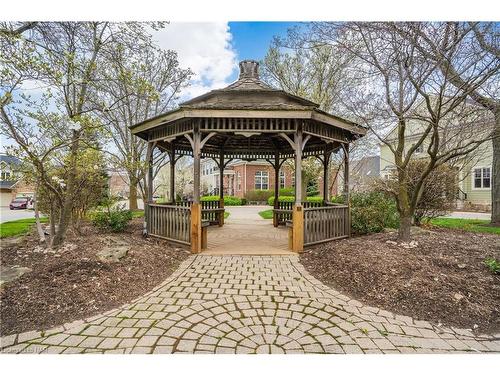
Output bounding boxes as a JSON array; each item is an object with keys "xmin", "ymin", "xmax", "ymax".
[{"xmin": 130, "ymin": 60, "xmax": 366, "ymax": 254}]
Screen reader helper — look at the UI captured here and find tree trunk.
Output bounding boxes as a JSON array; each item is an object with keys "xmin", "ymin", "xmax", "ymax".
[
  {"xmin": 129, "ymin": 175, "xmax": 138, "ymax": 210},
  {"xmin": 51, "ymin": 130, "xmax": 79, "ymax": 247},
  {"xmin": 491, "ymin": 109, "xmax": 500, "ymax": 225},
  {"xmin": 397, "ymin": 172, "xmax": 413, "ymax": 242},
  {"xmin": 33, "ymin": 185, "xmax": 46, "ymax": 243},
  {"xmin": 49, "ymin": 202, "xmax": 56, "ymax": 239},
  {"xmin": 398, "ymin": 213, "xmax": 412, "ymax": 242}
]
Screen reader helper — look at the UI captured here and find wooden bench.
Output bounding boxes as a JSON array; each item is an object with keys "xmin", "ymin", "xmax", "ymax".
[
  {"xmin": 273, "ymin": 208, "xmax": 292, "ymax": 227},
  {"xmin": 203, "ymin": 208, "xmax": 225, "ymax": 226},
  {"xmin": 201, "ymin": 219, "xmax": 210, "ymax": 250}
]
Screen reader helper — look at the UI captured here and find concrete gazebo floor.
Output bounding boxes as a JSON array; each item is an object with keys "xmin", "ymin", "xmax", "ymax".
[
  {"xmin": 203, "ymin": 206, "xmax": 291, "ymax": 256},
  {"xmin": 1, "ymin": 256, "xmax": 499, "ymax": 354}
]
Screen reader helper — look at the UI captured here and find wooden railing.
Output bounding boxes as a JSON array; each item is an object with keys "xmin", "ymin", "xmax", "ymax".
[
  {"xmin": 273, "ymin": 200, "xmax": 324, "ymax": 225},
  {"xmin": 172, "ymin": 200, "xmax": 224, "ymax": 226},
  {"xmin": 147, "ymin": 204, "xmax": 191, "ymax": 245},
  {"xmin": 303, "ymin": 204, "xmax": 350, "ymax": 246}
]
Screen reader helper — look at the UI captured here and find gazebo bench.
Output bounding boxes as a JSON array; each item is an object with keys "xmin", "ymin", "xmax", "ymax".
[
  {"xmin": 273, "ymin": 208, "xmax": 292, "ymax": 226},
  {"xmin": 202, "ymin": 207, "xmax": 225, "ymax": 227}
]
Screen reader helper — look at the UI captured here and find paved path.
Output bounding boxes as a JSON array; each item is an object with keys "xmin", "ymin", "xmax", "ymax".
[
  {"xmin": 0, "ymin": 208, "xmax": 36, "ymax": 224},
  {"xmin": 1, "ymin": 256, "xmax": 498, "ymax": 354},
  {"xmin": 442, "ymin": 211, "xmax": 491, "ymax": 220},
  {"xmin": 204, "ymin": 206, "xmax": 290, "ymax": 255}
]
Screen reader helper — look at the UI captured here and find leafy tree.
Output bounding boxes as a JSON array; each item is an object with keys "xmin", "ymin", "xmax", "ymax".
[
  {"xmin": 0, "ymin": 22, "xmax": 154, "ymax": 246},
  {"xmin": 94, "ymin": 39, "xmax": 191, "ymax": 209}
]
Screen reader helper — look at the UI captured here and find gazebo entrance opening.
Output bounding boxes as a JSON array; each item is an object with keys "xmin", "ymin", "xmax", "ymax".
[{"xmin": 131, "ymin": 60, "xmax": 366, "ymax": 254}]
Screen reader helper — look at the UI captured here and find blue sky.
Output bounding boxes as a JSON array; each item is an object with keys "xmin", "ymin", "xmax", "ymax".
[
  {"xmin": 227, "ymin": 22, "xmax": 300, "ymax": 80},
  {"xmin": 1, "ymin": 22, "xmax": 302, "ymax": 152}
]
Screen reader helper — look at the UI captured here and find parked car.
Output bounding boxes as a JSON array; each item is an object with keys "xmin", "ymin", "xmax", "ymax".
[{"xmin": 9, "ymin": 197, "xmax": 31, "ymax": 210}]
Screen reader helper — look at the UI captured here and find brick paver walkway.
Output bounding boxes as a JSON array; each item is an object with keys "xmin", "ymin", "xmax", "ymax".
[
  {"xmin": 1, "ymin": 256, "xmax": 499, "ymax": 354},
  {"xmin": 204, "ymin": 206, "xmax": 290, "ymax": 255}
]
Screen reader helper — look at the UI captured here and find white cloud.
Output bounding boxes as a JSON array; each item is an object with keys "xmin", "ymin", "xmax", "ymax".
[{"xmin": 152, "ymin": 22, "xmax": 238, "ymax": 100}]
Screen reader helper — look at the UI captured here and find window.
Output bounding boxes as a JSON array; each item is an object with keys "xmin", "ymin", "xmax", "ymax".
[
  {"xmin": 279, "ymin": 170, "xmax": 285, "ymax": 189},
  {"xmin": 473, "ymin": 167, "xmax": 491, "ymax": 189},
  {"xmin": 237, "ymin": 171, "xmax": 241, "ymax": 191},
  {"xmin": 254, "ymin": 171, "xmax": 269, "ymax": 190},
  {"xmin": 291, "ymin": 171, "xmax": 295, "ymax": 188},
  {"xmin": 1, "ymin": 171, "xmax": 11, "ymax": 180}
]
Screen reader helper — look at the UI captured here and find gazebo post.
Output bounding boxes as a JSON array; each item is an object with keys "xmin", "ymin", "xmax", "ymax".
[
  {"xmin": 273, "ymin": 151, "xmax": 280, "ymax": 227},
  {"xmin": 323, "ymin": 146, "xmax": 331, "ymax": 203},
  {"xmin": 343, "ymin": 143, "xmax": 350, "ymax": 203},
  {"xmin": 292, "ymin": 123, "xmax": 304, "ymax": 253},
  {"xmin": 145, "ymin": 141, "xmax": 154, "ymax": 235},
  {"xmin": 191, "ymin": 122, "xmax": 202, "ymax": 253},
  {"xmin": 219, "ymin": 149, "xmax": 225, "ymax": 226},
  {"xmin": 343, "ymin": 143, "xmax": 351, "ymax": 237},
  {"xmin": 169, "ymin": 145, "xmax": 175, "ymax": 203}
]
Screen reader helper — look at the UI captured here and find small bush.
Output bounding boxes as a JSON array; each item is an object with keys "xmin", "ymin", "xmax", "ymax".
[
  {"xmin": 350, "ymin": 192, "xmax": 399, "ymax": 234},
  {"xmin": 92, "ymin": 206, "xmax": 133, "ymax": 232},
  {"xmin": 330, "ymin": 195, "xmax": 345, "ymax": 204},
  {"xmin": 484, "ymin": 258, "xmax": 500, "ymax": 274},
  {"xmin": 201, "ymin": 195, "xmax": 243, "ymax": 206},
  {"xmin": 268, "ymin": 196, "xmax": 323, "ymax": 206},
  {"xmin": 279, "ymin": 187, "xmax": 294, "ymax": 196},
  {"xmin": 245, "ymin": 189, "xmax": 274, "ymax": 202}
]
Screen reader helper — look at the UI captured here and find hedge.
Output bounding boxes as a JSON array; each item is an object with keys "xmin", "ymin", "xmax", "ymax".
[
  {"xmin": 201, "ymin": 195, "xmax": 245, "ymax": 206},
  {"xmin": 267, "ymin": 196, "xmax": 324, "ymax": 206},
  {"xmin": 244, "ymin": 189, "xmax": 274, "ymax": 202}
]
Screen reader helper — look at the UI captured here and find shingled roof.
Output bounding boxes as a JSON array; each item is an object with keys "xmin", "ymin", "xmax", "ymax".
[{"xmin": 179, "ymin": 60, "xmax": 319, "ymax": 111}]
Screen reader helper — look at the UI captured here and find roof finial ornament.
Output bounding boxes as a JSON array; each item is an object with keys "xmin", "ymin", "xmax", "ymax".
[{"xmin": 239, "ymin": 60, "xmax": 259, "ymax": 80}]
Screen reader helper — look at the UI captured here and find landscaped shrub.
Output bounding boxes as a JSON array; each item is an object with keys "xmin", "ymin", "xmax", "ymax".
[
  {"xmin": 244, "ymin": 189, "xmax": 274, "ymax": 202},
  {"xmin": 279, "ymin": 187, "xmax": 294, "ymax": 196},
  {"xmin": 330, "ymin": 195, "xmax": 345, "ymax": 204},
  {"xmin": 201, "ymin": 195, "xmax": 244, "ymax": 206},
  {"xmin": 91, "ymin": 205, "xmax": 133, "ymax": 232},
  {"xmin": 267, "ymin": 196, "xmax": 323, "ymax": 206},
  {"xmin": 350, "ymin": 192, "xmax": 399, "ymax": 234}
]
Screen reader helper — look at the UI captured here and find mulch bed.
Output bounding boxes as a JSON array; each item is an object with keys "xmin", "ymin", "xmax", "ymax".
[
  {"xmin": 0, "ymin": 219, "xmax": 190, "ymax": 336},
  {"xmin": 300, "ymin": 227, "xmax": 500, "ymax": 334}
]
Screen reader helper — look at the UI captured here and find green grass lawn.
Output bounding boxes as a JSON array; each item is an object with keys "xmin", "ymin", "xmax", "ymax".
[
  {"xmin": 0, "ymin": 217, "xmax": 49, "ymax": 238},
  {"xmin": 131, "ymin": 209, "xmax": 145, "ymax": 218},
  {"xmin": 430, "ymin": 218, "xmax": 500, "ymax": 235},
  {"xmin": 258, "ymin": 209, "xmax": 273, "ymax": 219}
]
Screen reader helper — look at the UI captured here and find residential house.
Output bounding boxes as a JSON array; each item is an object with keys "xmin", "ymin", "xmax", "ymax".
[
  {"xmin": 350, "ymin": 155, "xmax": 380, "ymax": 192},
  {"xmin": 200, "ymin": 159, "xmax": 295, "ymax": 198},
  {"xmin": 0, "ymin": 154, "xmax": 34, "ymax": 207},
  {"xmin": 379, "ymin": 106, "xmax": 493, "ymax": 211},
  {"xmin": 107, "ymin": 169, "xmax": 130, "ymax": 199}
]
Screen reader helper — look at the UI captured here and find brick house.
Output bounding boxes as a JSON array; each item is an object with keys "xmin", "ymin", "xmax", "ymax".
[
  {"xmin": 0, "ymin": 154, "xmax": 34, "ymax": 207},
  {"xmin": 107, "ymin": 169, "xmax": 130, "ymax": 199},
  {"xmin": 200, "ymin": 159, "xmax": 295, "ymax": 198}
]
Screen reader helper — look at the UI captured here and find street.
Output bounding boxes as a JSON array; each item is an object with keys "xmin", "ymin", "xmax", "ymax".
[{"xmin": 0, "ymin": 207, "xmax": 36, "ymax": 224}]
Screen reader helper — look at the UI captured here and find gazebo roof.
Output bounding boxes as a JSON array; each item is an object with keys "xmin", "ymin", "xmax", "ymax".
[{"xmin": 130, "ymin": 60, "xmax": 366, "ymax": 159}]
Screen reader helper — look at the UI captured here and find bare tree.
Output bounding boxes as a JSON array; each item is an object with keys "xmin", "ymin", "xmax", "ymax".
[
  {"xmin": 305, "ymin": 22, "xmax": 495, "ymax": 241},
  {"xmin": 94, "ymin": 38, "xmax": 191, "ymax": 209},
  {"xmin": 261, "ymin": 30, "xmax": 375, "ymax": 200},
  {"xmin": 388, "ymin": 22, "xmax": 500, "ymax": 224}
]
